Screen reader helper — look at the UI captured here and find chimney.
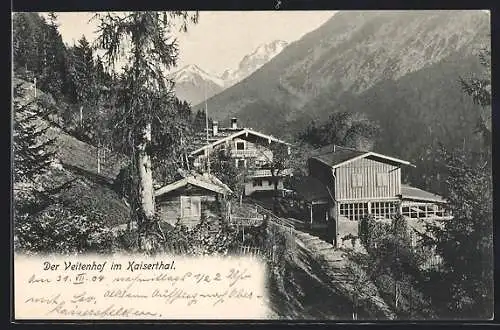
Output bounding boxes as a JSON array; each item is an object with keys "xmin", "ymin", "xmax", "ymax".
[
  {"xmin": 231, "ymin": 117, "xmax": 238, "ymax": 129},
  {"xmin": 212, "ymin": 121, "xmax": 218, "ymax": 136}
]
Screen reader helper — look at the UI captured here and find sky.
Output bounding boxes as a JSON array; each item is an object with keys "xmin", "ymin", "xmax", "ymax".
[{"xmin": 52, "ymin": 11, "xmax": 336, "ymax": 76}]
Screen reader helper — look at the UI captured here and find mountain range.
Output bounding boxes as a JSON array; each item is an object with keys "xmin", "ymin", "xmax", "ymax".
[
  {"xmin": 193, "ymin": 10, "xmax": 490, "ymax": 165},
  {"xmin": 170, "ymin": 40, "xmax": 288, "ymax": 105}
]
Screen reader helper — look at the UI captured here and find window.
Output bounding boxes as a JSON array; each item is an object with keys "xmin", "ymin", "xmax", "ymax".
[
  {"xmin": 253, "ymin": 179, "xmax": 263, "ymax": 187},
  {"xmin": 180, "ymin": 196, "xmax": 201, "ymax": 218},
  {"xmin": 372, "ymin": 201, "xmax": 398, "ymax": 219},
  {"xmin": 236, "ymin": 141, "xmax": 245, "ymax": 150},
  {"xmin": 401, "ymin": 202, "xmax": 450, "ymax": 219},
  {"xmin": 339, "ymin": 202, "xmax": 369, "ymax": 221},
  {"xmin": 376, "ymin": 173, "xmax": 389, "ymax": 186},
  {"xmin": 236, "ymin": 159, "xmax": 245, "ymax": 168},
  {"xmin": 402, "ymin": 206, "xmax": 410, "ymax": 217},
  {"xmin": 351, "ymin": 173, "xmax": 363, "ymax": 188}
]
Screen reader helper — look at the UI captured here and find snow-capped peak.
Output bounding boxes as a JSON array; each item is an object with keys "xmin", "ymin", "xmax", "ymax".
[
  {"xmin": 169, "ymin": 40, "xmax": 289, "ymax": 103},
  {"xmin": 223, "ymin": 40, "xmax": 289, "ymax": 87},
  {"xmin": 250, "ymin": 40, "xmax": 288, "ymax": 59},
  {"xmin": 171, "ymin": 64, "xmax": 225, "ymax": 87}
]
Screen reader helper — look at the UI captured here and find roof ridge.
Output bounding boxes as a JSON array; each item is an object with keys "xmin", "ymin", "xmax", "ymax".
[{"xmin": 312, "ymin": 146, "xmax": 366, "ymax": 157}]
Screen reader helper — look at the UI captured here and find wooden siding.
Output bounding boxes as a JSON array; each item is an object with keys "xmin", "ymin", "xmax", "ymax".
[
  {"xmin": 156, "ymin": 184, "xmax": 220, "ymax": 228},
  {"xmin": 334, "ymin": 157, "xmax": 401, "ymax": 201},
  {"xmin": 194, "ymin": 136, "xmax": 275, "ymax": 168},
  {"xmin": 245, "ymin": 177, "xmax": 284, "ymax": 196},
  {"xmin": 231, "ymin": 138, "xmax": 274, "ymax": 163}
]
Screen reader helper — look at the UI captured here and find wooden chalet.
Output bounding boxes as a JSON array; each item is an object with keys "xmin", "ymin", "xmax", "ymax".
[
  {"xmin": 292, "ymin": 145, "xmax": 450, "ymax": 247},
  {"xmin": 189, "ymin": 118, "xmax": 292, "ymax": 196},
  {"xmin": 155, "ymin": 170, "xmax": 232, "ymax": 229}
]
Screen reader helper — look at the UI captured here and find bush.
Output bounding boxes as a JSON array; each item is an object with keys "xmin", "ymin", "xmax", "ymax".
[
  {"xmin": 15, "ymin": 203, "xmax": 113, "ymax": 255},
  {"xmin": 112, "ymin": 228, "xmax": 139, "ymax": 253},
  {"xmin": 355, "ymin": 213, "xmax": 438, "ymax": 318},
  {"xmin": 163, "ymin": 215, "xmax": 239, "ymax": 256}
]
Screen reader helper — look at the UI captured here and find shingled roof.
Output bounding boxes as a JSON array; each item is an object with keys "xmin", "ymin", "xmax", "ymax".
[
  {"xmin": 189, "ymin": 128, "xmax": 290, "ymax": 156},
  {"xmin": 401, "ymin": 184, "xmax": 446, "ymax": 203},
  {"xmin": 288, "ymin": 176, "xmax": 331, "ymax": 203},
  {"xmin": 311, "ymin": 145, "xmax": 412, "ymax": 168},
  {"xmin": 155, "ymin": 170, "xmax": 232, "ymax": 197}
]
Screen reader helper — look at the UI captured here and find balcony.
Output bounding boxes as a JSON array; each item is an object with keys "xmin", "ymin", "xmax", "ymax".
[
  {"xmin": 231, "ymin": 149, "xmax": 259, "ymax": 158},
  {"xmin": 248, "ymin": 168, "xmax": 293, "ymax": 178}
]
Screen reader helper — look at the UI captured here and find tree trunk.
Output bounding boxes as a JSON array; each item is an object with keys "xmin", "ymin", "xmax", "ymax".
[
  {"xmin": 136, "ymin": 122, "xmax": 157, "ymax": 252},
  {"xmin": 272, "ymin": 175, "xmax": 279, "ymax": 213}
]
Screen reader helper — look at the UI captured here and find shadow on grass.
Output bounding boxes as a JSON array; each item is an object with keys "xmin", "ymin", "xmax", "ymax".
[{"xmin": 300, "ymin": 225, "xmax": 333, "ymax": 243}]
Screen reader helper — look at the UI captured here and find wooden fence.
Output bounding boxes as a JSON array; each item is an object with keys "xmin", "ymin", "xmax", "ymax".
[
  {"xmin": 251, "ymin": 201, "xmax": 297, "ymax": 260},
  {"xmin": 238, "ymin": 245, "xmax": 263, "ymax": 257},
  {"xmin": 229, "ymin": 200, "xmax": 297, "ymax": 262},
  {"xmin": 231, "ymin": 216, "xmax": 263, "ymax": 227}
]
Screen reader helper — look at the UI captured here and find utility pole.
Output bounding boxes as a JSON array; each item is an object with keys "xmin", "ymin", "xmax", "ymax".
[
  {"xmin": 205, "ymin": 81, "xmax": 210, "ymax": 175},
  {"xmin": 33, "ymin": 77, "xmax": 37, "ymax": 99}
]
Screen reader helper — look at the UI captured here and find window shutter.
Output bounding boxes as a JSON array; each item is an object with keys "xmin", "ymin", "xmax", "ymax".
[
  {"xmin": 377, "ymin": 173, "xmax": 388, "ymax": 186},
  {"xmin": 351, "ymin": 173, "xmax": 362, "ymax": 187},
  {"xmin": 190, "ymin": 197, "xmax": 201, "ymax": 218},
  {"xmin": 180, "ymin": 196, "xmax": 191, "ymax": 218}
]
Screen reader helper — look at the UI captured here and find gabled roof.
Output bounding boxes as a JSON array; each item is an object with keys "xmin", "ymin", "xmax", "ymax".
[
  {"xmin": 189, "ymin": 128, "xmax": 290, "ymax": 156},
  {"xmin": 401, "ymin": 184, "xmax": 446, "ymax": 203},
  {"xmin": 155, "ymin": 172, "xmax": 232, "ymax": 197},
  {"xmin": 311, "ymin": 145, "xmax": 413, "ymax": 169}
]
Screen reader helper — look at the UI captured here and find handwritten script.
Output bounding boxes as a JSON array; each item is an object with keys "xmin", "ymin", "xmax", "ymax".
[{"xmin": 15, "ymin": 255, "xmax": 269, "ymax": 319}]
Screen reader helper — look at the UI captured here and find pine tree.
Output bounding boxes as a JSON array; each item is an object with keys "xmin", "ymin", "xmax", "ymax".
[
  {"xmin": 38, "ymin": 13, "xmax": 68, "ymax": 101},
  {"xmin": 94, "ymin": 11, "xmax": 199, "ymax": 252},
  {"xmin": 12, "ymin": 13, "xmax": 47, "ymax": 78},
  {"xmin": 13, "ymin": 82, "xmax": 58, "ymax": 216},
  {"xmin": 420, "ymin": 47, "xmax": 492, "ymax": 318},
  {"xmin": 68, "ymin": 36, "xmax": 96, "ymax": 106},
  {"xmin": 460, "ymin": 47, "xmax": 491, "ymax": 150},
  {"xmin": 13, "ymin": 82, "xmax": 57, "ymax": 183}
]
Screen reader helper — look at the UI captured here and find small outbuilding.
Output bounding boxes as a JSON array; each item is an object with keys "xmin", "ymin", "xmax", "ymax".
[{"xmin": 155, "ymin": 171, "xmax": 233, "ymax": 229}]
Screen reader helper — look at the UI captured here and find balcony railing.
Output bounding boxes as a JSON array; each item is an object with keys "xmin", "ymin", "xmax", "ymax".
[
  {"xmin": 231, "ymin": 149, "xmax": 259, "ymax": 157},
  {"xmin": 248, "ymin": 168, "xmax": 293, "ymax": 178}
]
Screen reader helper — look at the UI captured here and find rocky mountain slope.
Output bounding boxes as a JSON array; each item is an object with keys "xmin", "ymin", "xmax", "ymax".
[
  {"xmin": 221, "ymin": 40, "xmax": 288, "ymax": 87},
  {"xmin": 195, "ymin": 10, "xmax": 490, "ymax": 143},
  {"xmin": 169, "ymin": 64, "xmax": 226, "ymax": 106}
]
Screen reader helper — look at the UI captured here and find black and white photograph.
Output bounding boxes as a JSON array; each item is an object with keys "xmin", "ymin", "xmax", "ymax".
[{"xmin": 11, "ymin": 9, "xmax": 493, "ymax": 320}]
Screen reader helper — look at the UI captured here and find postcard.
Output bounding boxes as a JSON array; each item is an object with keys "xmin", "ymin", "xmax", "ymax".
[{"xmin": 12, "ymin": 10, "xmax": 493, "ymax": 321}]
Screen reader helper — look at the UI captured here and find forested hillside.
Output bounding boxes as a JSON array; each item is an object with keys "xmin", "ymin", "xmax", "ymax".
[
  {"xmin": 12, "ymin": 12, "xmax": 202, "ymax": 254},
  {"xmin": 195, "ymin": 10, "xmax": 490, "ymax": 195}
]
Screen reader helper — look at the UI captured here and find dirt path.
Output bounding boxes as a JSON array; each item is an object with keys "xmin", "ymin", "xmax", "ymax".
[
  {"xmin": 249, "ymin": 200, "xmax": 395, "ymax": 320},
  {"xmin": 266, "ymin": 243, "xmax": 361, "ymax": 320}
]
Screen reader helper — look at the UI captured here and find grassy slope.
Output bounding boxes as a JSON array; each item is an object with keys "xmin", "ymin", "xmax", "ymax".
[{"xmin": 13, "ymin": 77, "xmax": 130, "ymax": 228}]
